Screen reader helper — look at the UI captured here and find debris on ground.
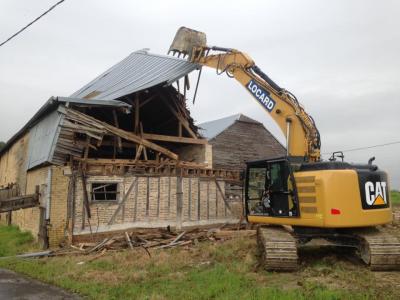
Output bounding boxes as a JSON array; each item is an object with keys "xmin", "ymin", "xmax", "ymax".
[{"xmin": 11, "ymin": 225, "xmax": 256, "ymax": 260}]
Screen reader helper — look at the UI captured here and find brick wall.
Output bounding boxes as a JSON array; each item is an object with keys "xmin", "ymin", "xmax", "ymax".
[
  {"xmin": 73, "ymin": 174, "xmax": 240, "ymax": 235},
  {"xmin": 10, "ymin": 166, "xmax": 50, "ymax": 239},
  {"xmin": 48, "ymin": 166, "xmax": 70, "ymax": 247}
]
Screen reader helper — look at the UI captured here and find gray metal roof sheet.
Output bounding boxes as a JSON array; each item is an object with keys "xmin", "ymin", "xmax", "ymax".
[
  {"xmin": 199, "ymin": 114, "xmax": 260, "ymax": 140},
  {"xmin": 0, "ymin": 96, "xmax": 131, "ymax": 158},
  {"xmin": 70, "ymin": 49, "xmax": 199, "ymax": 100}
]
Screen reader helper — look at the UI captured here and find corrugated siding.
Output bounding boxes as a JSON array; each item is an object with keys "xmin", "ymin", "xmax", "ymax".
[
  {"xmin": 71, "ymin": 50, "xmax": 199, "ymax": 100},
  {"xmin": 26, "ymin": 110, "xmax": 63, "ymax": 169}
]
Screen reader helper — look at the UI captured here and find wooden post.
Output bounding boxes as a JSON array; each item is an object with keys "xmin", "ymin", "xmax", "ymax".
[
  {"xmin": 133, "ymin": 179, "xmax": 138, "ymax": 222},
  {"xmin": 188, "ymin": 177, "xmax": 192, "ymax": 221},
  {"xmin": 6, "ymin": 211, "xmax": 11, "ymax": 226},
  {"xmin": 145, "ymin": 177, "xmax": 150, "ymax": 218},
  {"xmin": 197, "ymin": 178, "xmax": 201, "ymax": 221},
  {"xmin": 112, "ymin": 109, "xmax": 122, "ymax": 152},
  {"xmin": 176, "ymin": 172, "xmax": 183, "ymax": 230}
]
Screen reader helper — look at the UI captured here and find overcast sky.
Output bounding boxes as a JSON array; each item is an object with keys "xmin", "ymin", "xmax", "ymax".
[{"xmin": 1, "ymin": 0, "xmax": 399, "ymax": 188}]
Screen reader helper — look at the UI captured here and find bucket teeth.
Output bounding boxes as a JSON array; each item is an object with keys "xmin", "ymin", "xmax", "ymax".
[{"xmin": 169, "ymin": 26, "xmax": 207, "ymax": 59}]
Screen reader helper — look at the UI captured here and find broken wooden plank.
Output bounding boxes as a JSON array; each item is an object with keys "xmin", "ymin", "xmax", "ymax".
[
  {"xmin": 159, "ymin": 94, "xmax": 198, "ymax": 139},
  {"xmin": 64, "ymin": 108, "xmax": 179, "ymax": 160},
  {"xmin": 0, "ymin": 194, "xmax": 39, "ymax": 213},
  {"xmin": 125, "ymin": 232, "xmax": 134, "ymax": 250}
]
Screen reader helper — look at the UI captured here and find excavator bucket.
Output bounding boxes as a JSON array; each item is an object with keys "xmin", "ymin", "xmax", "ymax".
[{"xmin": 169, "ymin": 27, "xmax": 207, "ymax": 59}]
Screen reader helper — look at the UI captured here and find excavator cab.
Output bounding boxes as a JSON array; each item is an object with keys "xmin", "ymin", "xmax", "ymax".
[{"xmin": 245, "ymin": 157, "xmax": 300, "ymax": 218}]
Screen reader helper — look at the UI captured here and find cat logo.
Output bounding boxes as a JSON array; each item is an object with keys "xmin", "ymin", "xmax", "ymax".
[{"xmin": 365, "ymin": 181, "xmax": 387, "ymax": 206}]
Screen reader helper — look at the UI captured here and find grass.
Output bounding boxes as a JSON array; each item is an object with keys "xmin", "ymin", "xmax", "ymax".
[
  {"xmin": 391, "ymin": 190, "xmax": 400, "ymax": 206},
  {"xmin": 1, "ymin": 225, "xmax": 400, "ymax": 299},
  {"xmin": 0, "ymin": 225, "xmax": 37, "ymax": 257}
]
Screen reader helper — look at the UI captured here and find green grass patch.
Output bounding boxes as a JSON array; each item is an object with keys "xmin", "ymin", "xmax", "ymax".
[
  {"xmin": 0, "ymin": 231, "xmax": 397, "ymax": 300},
  {"xmin": 391, "ymin": 190, "xmax": 400, "ymax": 206},
  {"xmin": 0, "ymin": 225, "xmax": 37, "ymax": 257}
]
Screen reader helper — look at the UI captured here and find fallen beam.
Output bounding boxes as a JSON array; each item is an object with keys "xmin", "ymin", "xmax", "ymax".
[
  {"xmin": 63, "ymin": 108, "xmax": 179, "ymax": 160},
  {"xmin": 142, "ymin": 133, "xmax": 207, "ymax": 145}
]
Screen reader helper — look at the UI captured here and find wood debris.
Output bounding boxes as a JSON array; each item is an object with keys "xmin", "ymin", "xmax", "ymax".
[{"xmin": 55, "ymin": 225, "xmax": 254, "ymax": 257}]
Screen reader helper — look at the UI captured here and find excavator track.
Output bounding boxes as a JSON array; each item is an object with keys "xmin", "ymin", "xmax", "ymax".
[
  {"xmin": 257, "ymin": 226, "xmax": 299, "ymax": 271},
  {"xmin": 355, "ymin": 228, "xmax": 400, "ymax": 271}
]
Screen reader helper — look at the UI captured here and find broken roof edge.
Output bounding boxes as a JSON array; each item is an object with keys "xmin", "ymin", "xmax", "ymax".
[
  {"xmin": 0, "ymin": 96, "xmax": 132, "ymax": 157},
  {"xmin": 70, "ymin": 49, "xmax": 200, "ymax": 101}
]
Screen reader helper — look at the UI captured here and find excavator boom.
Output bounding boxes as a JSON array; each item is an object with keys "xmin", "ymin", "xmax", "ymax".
[{"xmin": 169, "ymin": 26, "xmax": 321, "ymax": 161}]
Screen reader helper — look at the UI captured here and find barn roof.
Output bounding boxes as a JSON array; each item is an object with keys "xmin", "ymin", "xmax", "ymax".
[
  {"xmin": 199, "ymin": 114, "xmax": 261, "ymax": 140},
  {"xmin": 71, "ymin": 49, "xmax": 199, "ymax": 100}
]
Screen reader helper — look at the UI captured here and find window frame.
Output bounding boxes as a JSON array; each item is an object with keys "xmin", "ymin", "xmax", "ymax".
[{"xmin": 90, "ymin": 182, "xmax": 121, "ymax": 203}]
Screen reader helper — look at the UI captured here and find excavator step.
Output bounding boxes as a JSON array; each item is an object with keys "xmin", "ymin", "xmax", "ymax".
[{"xmin": 257, "ymin": 226, "xmax": 299, "ymax": 272}]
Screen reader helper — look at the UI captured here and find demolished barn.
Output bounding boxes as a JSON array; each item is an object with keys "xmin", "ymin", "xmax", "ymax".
[
  {"xmin": 0, "ymin": 50, "xmax": 240, "ymax": 248},
  {"xmin": 0, "ymin": 49, "xmax": 286, "ymax": 248}
]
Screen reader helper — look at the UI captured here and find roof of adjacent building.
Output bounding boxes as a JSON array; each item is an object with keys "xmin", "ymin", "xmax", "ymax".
[
  {"xmin": 199, "ymin": 114, "xmax": 261, "ymax": 140},
  {"xmin": 71, "ymin": 49, "xmax": 199, "ymax": 100}
]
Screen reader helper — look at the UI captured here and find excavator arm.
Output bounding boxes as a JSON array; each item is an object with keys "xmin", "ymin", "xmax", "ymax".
[{"xmin": 169, "ymin": 27, "xmax": 321, "ymax": 161}]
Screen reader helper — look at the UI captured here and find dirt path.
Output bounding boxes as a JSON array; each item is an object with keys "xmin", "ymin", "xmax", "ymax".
[{"xmin": 0, "ymin": 269, "xmax": 80, "ymax": 300}]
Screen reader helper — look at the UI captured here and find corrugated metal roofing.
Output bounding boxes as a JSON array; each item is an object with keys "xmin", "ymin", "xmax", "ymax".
[
  {"xmin": 70, "ymin": 49, "xmax": 199, "ymax": 100},
  {"xmin": 27, "ymin": 109, "xmax": 63, "ymax": 169},
  {"xmin": 0, "ymin": 96, "xmax": 131, "ymax": 159},
  {"xmin": 199, "ymin": 114, "xmax": 260, "ymax": 140}
]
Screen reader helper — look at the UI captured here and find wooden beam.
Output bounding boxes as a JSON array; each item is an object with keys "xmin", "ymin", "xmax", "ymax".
[
  {"xmin": 0, "ymin": 193, "xmax": 39, "ymax": 213},
  {"xmin": 159, "ymin": 94, "xmax": 198, "ymax": 139},
  {"xmin": 139, "ymin": 94, "xmax": 158, "ymax": 108},
  {"xmin": 142, "ymin": 133, "xmax": 207, "ymax": 145},
  {"xmin": 65, "ymin": 108, "xmax": 179, "ymax": 160},
  {"xmin": 112, "ymin": 110, "xmax": 122, "ymax": 152},
  {"xmin": 178, "ymin": 121, "xmax": 182, "ymax": 137},
  {"xmin": 108, "ymin": 177, "xmax": 138, "ymax": 225},
  {"xmin": 215, "ymin": 179, "xmax": 232, "ymax": 213}
]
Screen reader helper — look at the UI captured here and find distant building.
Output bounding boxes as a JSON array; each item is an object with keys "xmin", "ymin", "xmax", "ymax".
[{"xmin": 199, "ymin": 114, "xmax": 285, "ymax": 171}]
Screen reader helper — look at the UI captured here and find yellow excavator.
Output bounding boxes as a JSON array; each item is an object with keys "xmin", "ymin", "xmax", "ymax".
[{"xmin": 169, "ymin": 27, "xmax": 400, "ymax": 271}]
